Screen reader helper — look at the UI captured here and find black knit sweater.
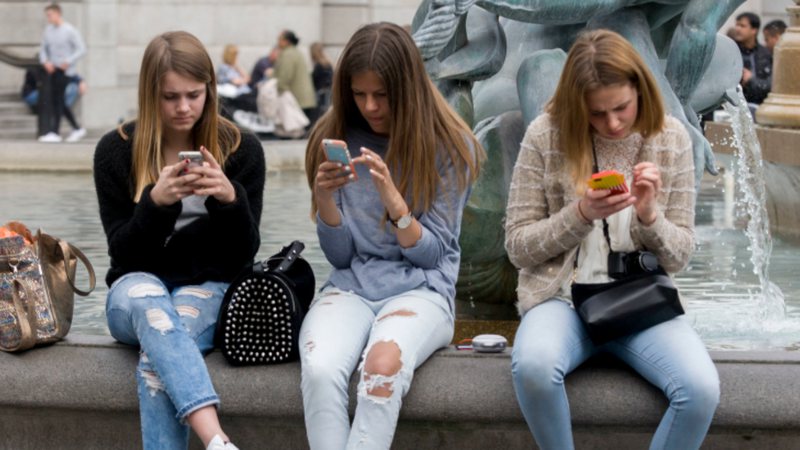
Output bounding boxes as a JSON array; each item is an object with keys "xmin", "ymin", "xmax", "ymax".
[{"xmin": 93, "ymin": 124, "xmax": 266, "ymax": 287}]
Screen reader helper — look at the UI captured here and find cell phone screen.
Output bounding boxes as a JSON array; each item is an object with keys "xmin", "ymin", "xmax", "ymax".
[
  {"xmin": 322, "ymin": 139, "xmax": 358, "ymax": 181},
  {"xmin": 322, "ymin": 140, "xmax": 351, "ymax": 165}
]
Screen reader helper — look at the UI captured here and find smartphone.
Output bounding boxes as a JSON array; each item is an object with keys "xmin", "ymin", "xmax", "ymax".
[
  {"xmin": 322, "ymin": 139, "xmax": 357, "ymax": 181},
  {"xmin": 178, "ymin": 150, "xmax": 203, "ymax": 174},
  {"xmin": 588, "ymin": 170, "xmax": 628, "ymax": 194}
]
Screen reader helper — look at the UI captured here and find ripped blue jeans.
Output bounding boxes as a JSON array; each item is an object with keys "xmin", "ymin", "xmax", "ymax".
[
  {"xmin": 299, "ymin": 287, "xmax": 454, "ymax": 450},
  {"xmin": 106, "ymin": 272, "xmax": 228, "ymax": 450}
]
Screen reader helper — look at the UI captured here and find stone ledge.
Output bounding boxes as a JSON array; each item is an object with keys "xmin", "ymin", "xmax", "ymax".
[
  {"xmin": 1, "ymin": 334, "xmax": 799, "ymax": 449},
  {"xmin": 0, "ymin": 137, "xmax": 307, "ymax": 173}
]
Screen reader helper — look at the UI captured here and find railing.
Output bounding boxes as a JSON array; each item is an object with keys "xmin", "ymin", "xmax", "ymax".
[{"xmin": 0, "ymin": 47, "xmax": 39, "ymax": 70}]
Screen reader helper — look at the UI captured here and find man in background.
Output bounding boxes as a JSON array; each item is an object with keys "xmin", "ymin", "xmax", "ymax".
[
  {"xmin": 37, "ymin": 3, "xmax": 86, "ymax": 143},
  {"xmin": 733, "ymin": 12, "xmax": 772, "ymax": 112},
  {"xmin": 763, "ymin": 19, "xmax": 787, "ymax": 54}
]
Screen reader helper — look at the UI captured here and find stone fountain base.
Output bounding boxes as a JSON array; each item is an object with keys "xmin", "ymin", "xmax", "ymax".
[{"xmin": 1, "ymin": 335, "xmax": 798, "ymax": 449}]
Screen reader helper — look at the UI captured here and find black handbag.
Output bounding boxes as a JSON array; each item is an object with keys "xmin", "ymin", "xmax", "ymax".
[
  {"xmin": 215, "ymin": 241, "xmax": 315, "ymax": 366},
  {"xmin": 571, "ymin": 265, "xmax": 683, "ymax": 344},
  {"xmin": 570, "ymin": 146, "xmax": 684, "ymax": 345}
]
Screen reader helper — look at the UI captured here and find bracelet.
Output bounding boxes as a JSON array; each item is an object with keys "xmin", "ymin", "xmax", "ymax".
[{"xmin": 576, "ymin": 201, "xmax": 591, "ymax": 224}]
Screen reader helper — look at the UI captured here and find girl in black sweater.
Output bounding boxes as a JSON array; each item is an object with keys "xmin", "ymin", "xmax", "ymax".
[{"xmin": 93, "ymin": 31, "xmax": 264, "ymax": 450}]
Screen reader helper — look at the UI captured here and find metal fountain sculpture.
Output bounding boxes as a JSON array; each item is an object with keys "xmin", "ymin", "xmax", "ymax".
[{"xmin": 411, "ymin": 0, "xmax": 745, "ymax": 317}]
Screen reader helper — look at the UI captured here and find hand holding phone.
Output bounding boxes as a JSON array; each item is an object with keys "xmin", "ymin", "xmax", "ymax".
[
  {"xmin": 588, "ymin": 170, "xmax": 628, "ymax": 194},
  {"xmin": 322, "ymin": 139, "xmax": 357, "ymax": 181},
  {"xmin": 178, "ymin": 150, "xmax": 204, "ymax": 175}
]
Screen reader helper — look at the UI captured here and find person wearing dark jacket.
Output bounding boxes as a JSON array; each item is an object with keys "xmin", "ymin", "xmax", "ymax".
[
  {"xmin": 734, "ymin": 12, "xmax": 772, "ymax": 106},
  {"xmin": 93, "ymin": 31, "xmax": 264, "ymax": 450}
]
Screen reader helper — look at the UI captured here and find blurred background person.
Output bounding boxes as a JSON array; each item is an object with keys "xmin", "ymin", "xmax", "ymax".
[
  {"xmin": 733, "ymin": 12, "xmax": 772, "ymax": 111},
  {"xmin": 763, "ymin": 19, "xmax": 787, "ymax": 54},
  {"xmin": 274, "ymin": 30, "xmax": 317, "ymax": 129},
  {"xmin": 37, "ymin": 2, "xmax": 86, "ymax": 143},
  {"xmin": 217, "ymin": 44, "xmax": 259, "ymax": 120},
  {"xmin": 217, "ymin": 44, "xmax": 251, "ymax": 96},
  {"xmin": 310, "ymin": 42, "xmax": 333, "ymax": 116},
  {"xmin": 22, "ymin": 64, "xmax": 87, "ymax": 142}
]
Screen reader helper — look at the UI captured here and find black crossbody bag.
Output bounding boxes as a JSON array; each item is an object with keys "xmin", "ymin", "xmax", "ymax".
[
  {"xmin": 215, "ymin": 241, "xmax": 315, "ymax": 366},
  {"xmin": 570, "ymin": 145, "xmax": 683, "ymax": 345}
]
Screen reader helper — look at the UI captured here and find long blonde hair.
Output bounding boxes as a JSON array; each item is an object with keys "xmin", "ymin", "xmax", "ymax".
[
  {"xmin": 310, "ymin": 42, "xmax": 331, "ymax": 68},
  {"xmin": 222, "ymin": 44, "xmax": 238, "ymax": 66},
  {"xmin": 547, "ymin": 29, "xmax": 664, "ymax": 187},
  {"xmin": 305, "ymin": 22, "xmax": 483, "ymax": 217},
  {"xmin": 123, "ymin": 31, "xmax": 241, "ymax": 202}
]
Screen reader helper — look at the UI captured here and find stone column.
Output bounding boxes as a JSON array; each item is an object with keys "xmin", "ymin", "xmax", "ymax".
[{"xmin": 756, "ymin": 0, "xmax": 800, "ymax": 127}]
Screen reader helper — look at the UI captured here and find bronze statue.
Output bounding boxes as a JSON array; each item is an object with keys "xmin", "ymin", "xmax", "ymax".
[{"xmin": 412, "ymin": 0, "xmax": 744, "ymax": 314}]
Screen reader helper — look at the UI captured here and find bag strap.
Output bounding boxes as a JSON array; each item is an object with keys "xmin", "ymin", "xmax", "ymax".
[
  {"xmin": 8, "ymin": 280, "xmax": 37, "ymax": 352},
  {"xmin": 575, "ymin": 142, "xmax": 615, "ymax": 271},
  {"xmin": 275, "ymin": 241, "xmax": 305, "ymax": 273},
  {"xmin": 56, "ymin": 239, "xmax": 96, "ymax": 297}
]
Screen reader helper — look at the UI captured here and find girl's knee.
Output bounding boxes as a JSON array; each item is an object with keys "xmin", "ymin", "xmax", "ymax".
[
  {"xmin": 670, "ymin": 366, "xmax": 720, "ymax": 413},
  {"xmin": 108, "ymin": 273, "xmax": 169, "ymax": 309},
  {"xmin": 361, "ymin": 341, "xmax": 403, "ymax": 399},
  {"xmin": 512, "ymin": 346, "xmax": 565, "ymax": 385},
  {"xmin": 688, "ymin": 370, "xmax": 721, "ymax": 410}
]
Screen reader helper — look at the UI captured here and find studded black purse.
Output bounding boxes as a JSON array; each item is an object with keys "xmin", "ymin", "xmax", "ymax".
[{"xmin": 215, "ymin": 241, "xmax": 315, "ymax": 366}]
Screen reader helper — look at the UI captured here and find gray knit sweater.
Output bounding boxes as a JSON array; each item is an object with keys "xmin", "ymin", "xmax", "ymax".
[{"xmin": 504, "ymin": 113, "xmax": 695, "ymax": 315}]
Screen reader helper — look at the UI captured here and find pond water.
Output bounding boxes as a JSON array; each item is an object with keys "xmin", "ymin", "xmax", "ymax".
[{"xmin": 1, "ymin": 170, "xmax": 798, "ymax": 350}]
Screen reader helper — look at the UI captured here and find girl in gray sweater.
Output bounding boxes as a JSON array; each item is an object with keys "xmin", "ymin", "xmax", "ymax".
[{"xmin": 300, "ymin": 22, "xmax": 483, "ymax": 450}]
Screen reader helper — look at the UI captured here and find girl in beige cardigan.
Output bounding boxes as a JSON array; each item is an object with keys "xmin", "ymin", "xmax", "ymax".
[{"xmin": 505, "ymin": 30, "xmax": 719, "ymax": 450}]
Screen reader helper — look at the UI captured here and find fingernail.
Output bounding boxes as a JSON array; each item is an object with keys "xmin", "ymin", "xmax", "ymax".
[
  {"xmin": 344, "ymin": 165, "xmax": 351, "ymax": 171},
  {"xmin": 348, "ymin": 174, "xmax": 355, "ymax": 180}
]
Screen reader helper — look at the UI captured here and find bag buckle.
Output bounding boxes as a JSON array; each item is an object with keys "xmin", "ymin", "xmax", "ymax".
[{"xmin": 8, "ymin": 257, "xmax": 19, "ymax": 273}]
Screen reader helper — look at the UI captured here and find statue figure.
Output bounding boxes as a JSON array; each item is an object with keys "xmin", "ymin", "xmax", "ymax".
[{"xmin": 412, "ymin": 0, "xmax": 744, "ymax": 315}]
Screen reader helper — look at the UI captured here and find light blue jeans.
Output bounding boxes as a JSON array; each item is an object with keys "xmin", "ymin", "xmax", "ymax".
[
  {"xmin": 299, "ymin": 286, "xmax": 454, "ymax": 450},
  {"xmin": 512, "ymin": 299, "xmax": 720, "ymax": 450},
  {"xmin": 106, "ymin": 272, "xmax": 228, "ymax": 450}
]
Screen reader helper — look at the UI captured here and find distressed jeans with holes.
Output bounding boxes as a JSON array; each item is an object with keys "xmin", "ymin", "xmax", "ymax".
[
  {"xmin": 106, "ymin": 272, "xmax": 228, "ymax": 450},
  {"xmin": 299, "ymin": 287, "xmax": 454, "ymax": 450},
  {"xmin": 512, "ymin": 299, "xmax": 720, "ymax": 450}
]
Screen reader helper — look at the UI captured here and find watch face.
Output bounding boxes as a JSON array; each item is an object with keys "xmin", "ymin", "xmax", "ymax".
[{"xmin": 397, "ymin": 213, "xmax": 413, "ymax": 229}]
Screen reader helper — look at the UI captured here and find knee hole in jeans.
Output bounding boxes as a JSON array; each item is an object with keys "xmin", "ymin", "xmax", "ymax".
[{"xmin": 361, "ymin": 340, "xmax": 402, "ymax": 401}]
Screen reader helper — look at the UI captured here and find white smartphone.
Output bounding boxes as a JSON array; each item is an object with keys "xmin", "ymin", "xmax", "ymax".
[{"xmin": 178, "ymin": 150, "xmax": 203, "ymax": 173}]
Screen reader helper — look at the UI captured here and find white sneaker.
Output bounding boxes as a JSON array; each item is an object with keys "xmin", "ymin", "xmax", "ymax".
[
  {"xmin": 66, "ymin": 128, "xmax": 87, "ymax": 142},
  {"xmin": 37, "ymin": 132, "xmax": 62, "ymax": 143},
  {"xmin": 206, "ymin": 435, "xmax": 239, "ymax": 450}
]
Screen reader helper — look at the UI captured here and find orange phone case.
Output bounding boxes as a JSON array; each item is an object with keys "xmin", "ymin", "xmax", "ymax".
[{"xmin": 588, "ymin": 170, "xmax": 628, "ymax": 193}]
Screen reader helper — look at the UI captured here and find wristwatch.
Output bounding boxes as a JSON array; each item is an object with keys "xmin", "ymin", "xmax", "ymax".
[{"xmin": 390, "ymin": 211, "xmax": 413, "ymax": 230}]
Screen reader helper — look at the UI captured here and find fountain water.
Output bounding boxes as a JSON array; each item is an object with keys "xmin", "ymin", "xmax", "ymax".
[{"xmin": 723, "ymin": 88, "xmax": 786, "ymax": 321}]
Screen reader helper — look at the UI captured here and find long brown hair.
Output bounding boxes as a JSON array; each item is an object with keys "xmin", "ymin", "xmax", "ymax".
[
  {"xmin": 123, "ymin": 31, "xmax": 241, "ymax": 202},
  {"xmin": 305, "ymin": 22, "xmax": 483, "ymax": 217},
  {"xmin": 547, "ymin": 29, "xmax": 664, "ymax": 188}
]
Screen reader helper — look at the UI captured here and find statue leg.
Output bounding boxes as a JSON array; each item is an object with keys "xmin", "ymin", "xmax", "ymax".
[
  {"xmin": 664, "ymin": 0, "xmax": 745, "ymax": 176},
  {"xmin": 665, "ymin": 0, "xmax": 745, "ymax": 104}
]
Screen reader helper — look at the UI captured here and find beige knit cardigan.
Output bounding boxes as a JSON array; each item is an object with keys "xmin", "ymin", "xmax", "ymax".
[{"xmin": 504, "ymin": 113, "xmax": 696, "ymax": 316}]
